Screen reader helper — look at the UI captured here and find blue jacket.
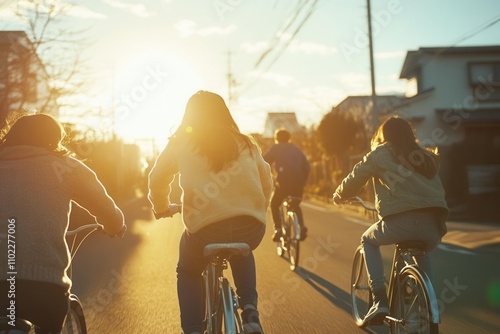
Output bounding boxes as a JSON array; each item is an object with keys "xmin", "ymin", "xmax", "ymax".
[{"xmin": 263, "ymin": 142, "xmax": 310, "ymax": 190}]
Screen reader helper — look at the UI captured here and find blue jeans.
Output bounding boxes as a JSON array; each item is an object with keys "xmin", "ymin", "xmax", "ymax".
[
  {"xmin": 361, "ymin": 208, "xmax": 443, "ymax": 293},
  {"xmin": 177, "ymin": 216, "xmax": 265, "ymax": 333}
]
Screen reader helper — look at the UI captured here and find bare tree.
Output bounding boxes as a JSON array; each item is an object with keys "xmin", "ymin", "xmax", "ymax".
[
  {"xmin": 13, "ymin": 0, "xmax": 90, "ymax": 111},
  {"xmin": 0, "ymin": 0, "xmax": 90, "ymax": 137}
]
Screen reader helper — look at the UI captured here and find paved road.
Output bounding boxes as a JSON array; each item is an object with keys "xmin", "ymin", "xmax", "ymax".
[{"xmin": 69, "ymin": 197, "xmax": 500, "ymax": 333}]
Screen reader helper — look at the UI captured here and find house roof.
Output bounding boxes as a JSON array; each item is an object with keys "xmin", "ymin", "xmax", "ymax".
[
  {"xmin": 400, "ymin": 45, "xmax": 500, "ymax": 79},
  {"xmin": 263, "ymin": 112, "xmax": 302, "ymax": 137},
  {"xmin": 0, "ymin": 31, "xmax": 29, "ymax": 45}
]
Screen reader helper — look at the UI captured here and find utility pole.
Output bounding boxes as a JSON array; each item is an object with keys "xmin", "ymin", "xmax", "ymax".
[
  {"xmin": 226, "ymin": 50, "xmax": 238, "ymax": 106},
  {"xmin": 366, "ymin": 0, "xmax": 377, "ymax": 133},
  {"xmin": 366, "ymin": 0, "xmax": 376, "ymax": 97}
]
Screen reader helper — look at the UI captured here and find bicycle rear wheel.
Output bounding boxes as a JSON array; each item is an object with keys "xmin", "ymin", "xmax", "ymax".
[
  {"xmin": 62, "ymin": 295, "xmax": 87, "ymax": 334},
  {"xmin": 220, "ymin": 277, "xmax": 241, "ymax": 333},
  {"xmin": 350, "ymin": 245, "xmax": 371, "ymax": 328},
  {"xmin": 390, "ymin": 267, "xmax": 439, "ymax": 334},
  {"xmin": 287, "ymin": 213, "xmax": 300, "ymax": 271}
]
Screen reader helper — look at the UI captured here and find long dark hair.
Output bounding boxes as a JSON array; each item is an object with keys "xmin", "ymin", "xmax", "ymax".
[
  {"xmin": 172, "ymin": 90, "xmax": 256, "ymax": 172},
  {"xmin": 371, "ymin": 116, "xmax": 439, "ymax": 179},
  {"xmin": 1, "ymin": 113, "xmax": 69, "ymax": 156}
]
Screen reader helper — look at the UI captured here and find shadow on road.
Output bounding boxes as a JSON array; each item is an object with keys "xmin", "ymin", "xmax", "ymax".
[
  {"xmin": 295, "ymin": 268, "xmax": 386, "ymax": 334},
  {"xmin": 68, "ymin": 195, "xmax": 153, "ymax": 297}
]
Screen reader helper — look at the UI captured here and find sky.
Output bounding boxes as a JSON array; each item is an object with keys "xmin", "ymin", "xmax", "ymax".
[{"xmin": 1, "ymin": 0, "xmax": 500, "ymax": 147}]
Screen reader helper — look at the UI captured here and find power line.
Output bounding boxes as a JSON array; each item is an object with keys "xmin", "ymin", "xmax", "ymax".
[{"xmin": 238, "ymin": 0, "xmax": 320, "ymax": 97}]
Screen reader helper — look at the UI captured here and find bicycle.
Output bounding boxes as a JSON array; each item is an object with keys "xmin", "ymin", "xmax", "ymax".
[
  {"xmin": 157, "ymin": 204, "xmax": 249, "ymax": 334},
  {"xmin": 275, "ymin": 195, "xmax": 302, "ymax": 271},
  {"xmin": 347, "ymin": 196, "xmax": 440, "ymax": 334},
  {"xmin": 0, "ymin": 223, "xmax": 105, "ymax": 334}
]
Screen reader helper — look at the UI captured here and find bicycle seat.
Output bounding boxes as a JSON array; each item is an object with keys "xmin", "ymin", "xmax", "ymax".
[
  {"xmin": 204, "ymin": 243, "xmax": 251, "ymax": 259},
  {"xmin": 396, "ymin": 241, "xmax": 427, "ymax": 251},
  {"xmin": 283, "ymin": 196, "xmax": 302, "ymax": 207},
  {"xmin": 0, "ymin": 316, "xmax": 34, "ymax": 332}
]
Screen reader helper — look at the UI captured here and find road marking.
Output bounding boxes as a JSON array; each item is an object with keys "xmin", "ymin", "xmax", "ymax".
[
  {"xmin": 302, "ymin": 202, "xmax": 329, "ymax": 212},
  {"xmin": 437, "ymin": 244, "xmax": 478, "ymax": 256},
  {"xmin": 343, "ymin": 216, "xmax": 371, "ymax": 227}
]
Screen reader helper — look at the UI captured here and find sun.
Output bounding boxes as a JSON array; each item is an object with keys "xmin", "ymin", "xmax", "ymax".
[{"xmin": 111, "ymin": 50, "xmax": 203, "ymax": 150}]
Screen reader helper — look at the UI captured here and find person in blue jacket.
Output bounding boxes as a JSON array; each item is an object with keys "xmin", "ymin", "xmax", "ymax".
[{"xmin": 264, "ymin": 128, "xmax": 310, "ymax": 241}]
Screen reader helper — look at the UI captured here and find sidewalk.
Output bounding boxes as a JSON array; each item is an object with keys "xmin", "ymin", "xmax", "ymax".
[{"xmin": 305, "ymin": 196, "xmax": 500, "ymax": 251}]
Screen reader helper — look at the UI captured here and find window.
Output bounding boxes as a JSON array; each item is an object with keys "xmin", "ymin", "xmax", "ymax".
[
  {"xmin": 469, "ymin": 62, "xmax": 500, "ymax": 101},
  {"xmin": 405, "ymin": 77, "xmax": 418, "ymax": 97}
]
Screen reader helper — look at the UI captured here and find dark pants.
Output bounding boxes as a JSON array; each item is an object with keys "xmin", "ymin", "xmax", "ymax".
[
  {"xmin": 270, "ymin": 185, "xmax": 305, "ymax": 230},
  {"xmin": 176, "ymin": 216, "xmax": 265, "ymax": 334},
  {"xmin": 0, "ymin": 279, "xmax": 69, "ymax": 333}
]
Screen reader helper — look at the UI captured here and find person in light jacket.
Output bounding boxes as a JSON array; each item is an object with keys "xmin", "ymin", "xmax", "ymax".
[
  {"xmin": 148, "ymin": 91, "xmax": 273, "ymax": 334},
  {"xmin": 333, "ymin": 116, "xmax": 448, "ymax": 325}
]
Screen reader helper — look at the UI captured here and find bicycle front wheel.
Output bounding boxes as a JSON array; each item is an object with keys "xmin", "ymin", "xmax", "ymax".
[
  {"xmin": 350, "ymin": 245, "xmax": 371, "ymax": 328},
  {"xmin": 390, "ymin": 267, "xmax": 439, "ymax": 334},
  {"xmin": 62, "ymin": 295, "xmax": 87, "ymax": 334},
  {"xmin": 287, "ymin": 213, "xmax": 300, "ymax": 271}
]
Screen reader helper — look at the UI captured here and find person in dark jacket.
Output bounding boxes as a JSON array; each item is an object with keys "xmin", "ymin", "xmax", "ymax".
[{"xmin": 264, "ymin": 128, "xmax": 310, "ymax": 241}]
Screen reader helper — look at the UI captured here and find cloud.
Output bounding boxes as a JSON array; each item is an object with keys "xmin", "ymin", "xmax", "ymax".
[
  {"xmin": 241, "ymin": 41, "xmax": 269, "ymax": 54},
  {"xmin": 375, "ymin": 51, "xmax": 405, "ymax": 59},
  {"xmin": 67, "ymin": 5, "xmax": 107, "ymax": 19},
  {"xmin": 174, "ymin": 19, "xmax": 236, "ymax": 37},
  {"xmin": 246, "ymin": 70, "xmax": 298, "ymax": 87},
  {"xmin": 241, "ymin": 39, "xmax": 336, "ymax": 56},
  {"xmin": 288, "ymin": 40, "xmax": 337, "ymax": 55},
  {"xmin": 102, "ymin": 0, "xmax": 153, "ymax": 17}
]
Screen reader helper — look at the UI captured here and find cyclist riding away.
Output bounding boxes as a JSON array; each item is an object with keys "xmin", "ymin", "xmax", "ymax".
[
  {"xmin": 0, "ymin": 114, "xmax": 126, "ymax": 333},
  {"xmin": 263, "ymin": 128, "xmax": 310, "ymax": 242},
  {"xmin": 332, "ymin": 116, "xmax": 448, "ymax": 325},
  {"xmin": 148, "ymin": 91, "xmax": 273, "ymax": 334}
]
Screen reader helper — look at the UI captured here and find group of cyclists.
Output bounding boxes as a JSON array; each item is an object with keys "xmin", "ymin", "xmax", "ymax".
[{"xmin": 0, "ymin": 90, "xmax": 448, "ymax": 334}]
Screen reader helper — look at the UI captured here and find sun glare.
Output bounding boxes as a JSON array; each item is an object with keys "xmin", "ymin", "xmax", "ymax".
[{"xmin": 111, "ymin": 50, "xmax": 203, "ymax": 147}]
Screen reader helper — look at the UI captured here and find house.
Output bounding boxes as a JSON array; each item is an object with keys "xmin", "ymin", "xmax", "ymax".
[
  {"xmin": 390, "ymin": 46, "xmax": 500, "ymax": 220},
  {"xmin": 0, "ymin": 31, "xmax": 57, "ymax": 130},
  {"xmin": 263, "ymin": 112, "xmax": 304, "ymax": 138},
  {"xmin": 333, "ymin": 95, "xmax": 404, "ymax": 135}
]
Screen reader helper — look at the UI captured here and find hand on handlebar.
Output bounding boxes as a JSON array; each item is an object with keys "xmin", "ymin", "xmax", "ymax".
[{"xmin": 154, "ymin": 203, "xmax": 182, "ymax": 220}]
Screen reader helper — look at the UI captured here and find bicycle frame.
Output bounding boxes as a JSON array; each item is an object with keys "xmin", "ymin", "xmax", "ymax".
[
  {"xmin": 387, "ymin": 246, "xmax": 441, "ymax": 326},
  {"xmin": 347, "ymin": 196, "xmax": 441, "ymax": 331},
  {"xmin": 203, "ymin": 243, "xmax": 249, "ymax": 334}
]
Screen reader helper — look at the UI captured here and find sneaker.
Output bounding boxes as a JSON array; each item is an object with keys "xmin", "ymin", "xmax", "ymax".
[
  {"xmin": 241, "ymin": 308, "xmax": 264, "ymax": 334},
  {"xmin": 363, "ymin": 289, "xmax": 389, "ymax": 326},
  {"xmin": 272, "ymin": 229, "xmax": 283, "ymax": 242},
  {"xmin": 299, "ymin": 226, "xmax": 308, "ymax": 241}
]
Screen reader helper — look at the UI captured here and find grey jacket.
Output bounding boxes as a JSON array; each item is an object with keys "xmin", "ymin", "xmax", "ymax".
[
  {"xmin": 0, "ymin": 146, "xmax": 125, "ymax": 290},
  {"xmin": 335, "ymin": 143, "xmax": 448, "ymax": 234}
]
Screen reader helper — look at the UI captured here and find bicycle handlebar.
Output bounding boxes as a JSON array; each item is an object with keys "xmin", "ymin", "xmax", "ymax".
[
  {"xmin": 345, "ymin": 196, "xmax": 377, "ymax": 212},
  {"xmin": 154, "ymin": 203, "xmax": 182, "ymax": 219},
  {"xmin": 67, "ymin": 223, "xmax": 103, "ymax": 236}
]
